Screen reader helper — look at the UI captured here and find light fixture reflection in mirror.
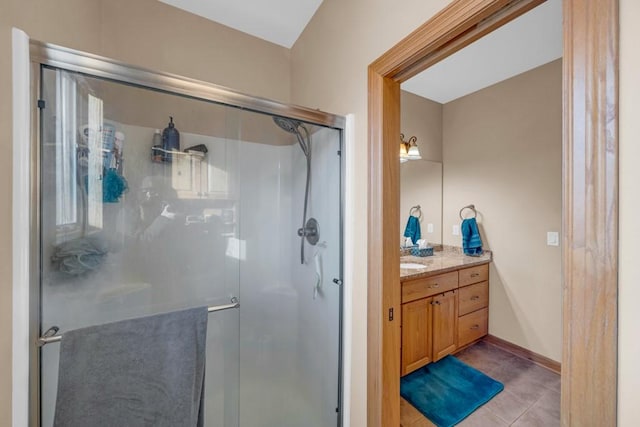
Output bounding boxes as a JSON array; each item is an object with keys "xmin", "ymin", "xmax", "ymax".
[{"xmin": 400, "ymin": 133, "xmax": 421, "ymax": 162}]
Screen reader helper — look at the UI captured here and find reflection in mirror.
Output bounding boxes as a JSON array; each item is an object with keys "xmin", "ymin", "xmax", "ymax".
[
  {"xmin": 400, "ymin": 160, "xmax": 443, "ymax": 245},
  {"xmin": 400, "ymin": 89, "xmax": 443, "ymax": 246}
]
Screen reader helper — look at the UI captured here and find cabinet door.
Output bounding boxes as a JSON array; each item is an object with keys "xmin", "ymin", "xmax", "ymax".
[
  {"xmin": 432, "ymin": 290, "xmax": 458, "ymax": 361},
  {"xmin": 401, "ymin": 298, "xmax": 433, "ymax": 375}
]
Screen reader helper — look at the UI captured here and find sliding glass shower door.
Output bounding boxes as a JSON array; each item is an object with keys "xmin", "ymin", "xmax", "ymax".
[
  {"xmin": 37, "ymin": 64, "xmax": 342, "ymax": 427},
  {"xmin": 236, "ymin": 109, "xmax": 342, "ymax": 427}
]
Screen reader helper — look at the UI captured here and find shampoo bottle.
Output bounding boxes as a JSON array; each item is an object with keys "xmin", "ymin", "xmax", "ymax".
[{"xmin": 162, "ymin": 117, "xmax": 180, "ymax": 162}]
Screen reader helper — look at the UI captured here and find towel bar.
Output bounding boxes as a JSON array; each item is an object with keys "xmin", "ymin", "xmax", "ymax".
[{"xmin": 37, "ymin": 297, "xmax": 240, "ymax": 347}]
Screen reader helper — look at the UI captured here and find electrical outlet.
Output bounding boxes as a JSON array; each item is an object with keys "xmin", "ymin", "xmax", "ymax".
[
  {"xmin": 427, "ymin": 223, "xmax": 434, "ymax": 233},
  {"xmin": 547, "ymin": 231, "xmax": 559, "ymax": 246},
  {"xmin": 452, "ymin": 225, "xmax": 460, "ymax": 236}
]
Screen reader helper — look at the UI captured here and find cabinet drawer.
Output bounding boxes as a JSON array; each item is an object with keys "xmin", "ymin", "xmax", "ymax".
[
  {"xmin": 458, "ymin": 281, "xmax": 489, "ymax": 316},
  {"xmin": 458, "ymin": 308, "xmax": 488, "ymax": 347},
  {"xmin": 459, "ymin": 264, "xmax": 489, "ymax": 287},
  {"xmin": 402, "ymin": 271, "xmax": 458, "ymax": 303}
]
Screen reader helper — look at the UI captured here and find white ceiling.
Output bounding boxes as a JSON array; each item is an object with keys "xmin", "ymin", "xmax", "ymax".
[
  {"xmin": 402, "ymin": 0, "xmax": 562, "ymax": 104},
  {"xmin": 158, "ymin": 0, "xmax": 324, "ymax": 48}
]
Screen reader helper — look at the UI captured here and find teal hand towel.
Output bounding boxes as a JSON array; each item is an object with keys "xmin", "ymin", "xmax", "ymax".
[
  {"xmin": 461, "ymin": 218, "xmax": 483, "ymax": 256},
  {"xmin": 404, "ymin": 215, "xmax": 421, "ymax": 245}
]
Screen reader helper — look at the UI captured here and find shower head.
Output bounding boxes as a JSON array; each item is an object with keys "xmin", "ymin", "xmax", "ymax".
[
  {"xmin": 272, "ymin": 116, "xmax": 303, "ymax": 134},
  {"xmin": 273, "ymin": 116, "xmax": 311, "ymax": 159}
]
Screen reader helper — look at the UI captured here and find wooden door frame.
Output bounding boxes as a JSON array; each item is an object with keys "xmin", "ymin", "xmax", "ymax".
[{"xmin": 367, "ymin": 0, "xmax": 619, "ymax": 426}]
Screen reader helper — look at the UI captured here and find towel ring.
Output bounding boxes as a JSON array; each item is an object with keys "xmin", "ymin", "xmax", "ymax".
[
  {"xmin": 409, "ymin": 205, "xmax": 422, "ymax": 221},
  {"xmin": 459, "ymin": 204, "xmax": 477, "ymax": 220}
]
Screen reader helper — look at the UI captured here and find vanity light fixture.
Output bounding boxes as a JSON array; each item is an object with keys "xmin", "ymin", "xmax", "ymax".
[
  {"xmin": 400, "ymin": 136, "xmax": 409, "ymax": 163},
  {"xmin": 400, "ymin": 133, "xmax": 421, "ymax": 162}
]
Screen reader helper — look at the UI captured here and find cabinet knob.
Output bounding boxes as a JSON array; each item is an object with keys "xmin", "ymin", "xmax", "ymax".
[
  {"xmin": 470, "ymin": 296, "xmax": 480, "ymax": 301},
  {"xmin": 429, "ymin": 283, "xmax": 439, "ymax": 288},
  {"xmin": 470, "ymin": 273, "xmax": 480, "ymax": 278},
  {"xmin": 470, "ymin": 324, "xmax": 480, "ymax": 330},
  {"xmin": 431, "ymin": 300, "xmax": 441, "ymax": 305}
]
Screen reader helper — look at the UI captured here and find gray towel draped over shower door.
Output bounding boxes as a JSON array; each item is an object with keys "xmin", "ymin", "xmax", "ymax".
[{"xmin": 53, "ymin": 307, "xmax": 208, "ymax": 427}]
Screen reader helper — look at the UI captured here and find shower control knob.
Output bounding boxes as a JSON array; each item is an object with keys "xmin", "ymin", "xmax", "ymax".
[
  {"xmin": 297, "ymin": 218, "xmax": 320, "ymax": 245},
  {"xmin": 298, "ymin": 227, "xmax": 317, "ymax": 237},
  {"xmin": 333, "ymin": 278, "xmax": 343, "ymax": 286}
]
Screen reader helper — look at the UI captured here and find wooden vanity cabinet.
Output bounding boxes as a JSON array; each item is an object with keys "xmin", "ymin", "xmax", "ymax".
[
  {"xmin": 400, "ymin": 271, "xmax": 459, "ymax": 375},
  {"xmin": 400, "ymin": 262, "xmax": 490, "ymax": 375}
]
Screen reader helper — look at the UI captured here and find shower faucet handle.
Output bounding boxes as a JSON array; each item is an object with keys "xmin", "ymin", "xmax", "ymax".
[
  {"xmin": 297, "ymin": 217, "xmax": 320, "ymax": 246},
  {"xmin": 297, "ymin": 227, "xmax": 317, "ymax": 237}
]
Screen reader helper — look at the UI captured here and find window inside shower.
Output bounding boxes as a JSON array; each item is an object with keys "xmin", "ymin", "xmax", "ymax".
[{"xmin": 37, "ymin": 65, "xmax": 343, "ymax": 427}]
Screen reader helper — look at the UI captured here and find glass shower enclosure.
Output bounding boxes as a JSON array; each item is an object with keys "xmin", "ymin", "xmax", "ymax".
[{"xmin": 32, "ymin": 43, "xmax": 343, "ymax": 427}]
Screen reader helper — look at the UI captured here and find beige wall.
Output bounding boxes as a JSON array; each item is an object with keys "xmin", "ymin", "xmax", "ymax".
[
  {"xmin": 99, "ymin": 80, "xmax": 292, "ymax": 146},
  {"xmin": 1, "ymin": 1, "xmax": 290, "ymax": 425},
  {"xmin": 291, "ymin": 1, "xmax": 451, "ymax": 424},
  {"xmin": 401, "ymin": 90, "xmax": 443, "ymax": 163},
  {"xmin": 618, "ymin": 0, "xmax": 640, "ymax": 424},
  {"xmin": 400, "ymin": 90, "xmax": 443, "ymax": 245},
  {"xmin": 97, "ymin": 1, "xmax": 291, "ymax": 103},
  {"xmin": 442, "ymin": 59, "xmax": 563, "ymax": 361}
]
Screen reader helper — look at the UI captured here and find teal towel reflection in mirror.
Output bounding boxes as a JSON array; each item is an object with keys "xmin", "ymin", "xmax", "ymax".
[
  {"xmin": 404, "ymin": 216, "xmax": 421, "ymax": 245},
  {"xmin": 461, "ymin": 218, "xmax": 483, "ymax": 256}
]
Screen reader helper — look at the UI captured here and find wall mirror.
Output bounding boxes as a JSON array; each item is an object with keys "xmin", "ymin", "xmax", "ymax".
[
  {"xmin": 400, "ymin": 159, "xmax": 442, "ymax": 246},
  {"xmin": 400, "ymin": 90, "xmax": 444, "ymax": 246}
]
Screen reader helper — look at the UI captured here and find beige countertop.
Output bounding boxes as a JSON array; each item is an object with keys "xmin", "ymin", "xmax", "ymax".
[{"xmin": 400, "ymin": 247, "xmax": 492, "ymax": 280}]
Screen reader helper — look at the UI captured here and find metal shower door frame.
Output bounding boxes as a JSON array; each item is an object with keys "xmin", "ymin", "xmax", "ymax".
[{"xmin": 28, "ymin": 40, "xmax": 346, "ymax": 427}]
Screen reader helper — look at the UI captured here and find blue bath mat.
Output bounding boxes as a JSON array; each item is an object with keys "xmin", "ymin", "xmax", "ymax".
[{"xmin": 400, "ymin": 355, "xmax": 503, "ymax": 427}]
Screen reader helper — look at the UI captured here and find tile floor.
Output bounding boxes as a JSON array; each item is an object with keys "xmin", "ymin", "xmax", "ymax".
[{"xmin": 400, "ymin": 340, "xmax": 561, "ymax": 427}]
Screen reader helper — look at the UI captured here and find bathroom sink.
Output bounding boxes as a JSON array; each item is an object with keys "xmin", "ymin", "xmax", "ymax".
[{"xmin": 400, "ymin": 263, "xmax": 426, "ymax": 270}]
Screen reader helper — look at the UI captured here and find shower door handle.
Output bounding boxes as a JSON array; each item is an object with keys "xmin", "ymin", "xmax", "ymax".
[
  {"xmin": 38, "ymin": 298, "xmax": 240, "ymax": 347},
  {"xmin": 208, "ymin": 296, "xmax": 240, "ymax": 313}
]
